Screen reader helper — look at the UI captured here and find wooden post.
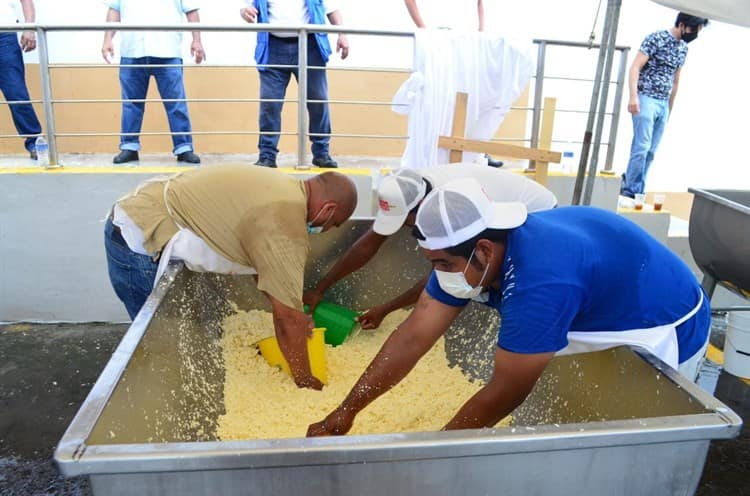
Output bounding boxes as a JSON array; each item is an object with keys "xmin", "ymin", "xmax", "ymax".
[
  {"xmin": 534, "ymin": 97, "xmax": 556, "ymax": 186},
  {"xmin": 449, "ymin": 92, "xmax": 469, "ymax": 164}
]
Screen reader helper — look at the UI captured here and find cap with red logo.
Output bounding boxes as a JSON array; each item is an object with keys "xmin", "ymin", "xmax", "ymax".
[{"xmin": 373, "ymin": 169, "xmax": 427, "ymax": 235}]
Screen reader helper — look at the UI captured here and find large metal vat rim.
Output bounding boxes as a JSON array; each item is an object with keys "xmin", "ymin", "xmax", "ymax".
[{"xmin": 688, "ymin": 188, "xmax": 750, "ymax": 215}]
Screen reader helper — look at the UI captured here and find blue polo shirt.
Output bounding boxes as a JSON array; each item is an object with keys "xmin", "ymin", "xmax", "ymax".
[{"xmin": 425, "ymin": 207, "xmax": 709, "ymax": 363}]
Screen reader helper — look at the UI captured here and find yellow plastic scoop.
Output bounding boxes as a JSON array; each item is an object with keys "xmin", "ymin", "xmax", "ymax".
[{"xmin": 257, "ymin": 328, "xmax": 328, "ymax": 384}]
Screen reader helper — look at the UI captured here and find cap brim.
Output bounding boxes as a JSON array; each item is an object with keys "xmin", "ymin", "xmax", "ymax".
[
  {"xmin": 486, "ymin": 202, "xmax": 528, "ymax": 230},
  {"xmin": 373, "ymin": 211, "xmax": 408, "ymax": 235}
]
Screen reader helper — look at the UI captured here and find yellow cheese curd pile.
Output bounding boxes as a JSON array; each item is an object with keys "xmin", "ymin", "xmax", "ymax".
[{"xmin": 218, "ymin": 309, "xmax": 502, "ymax": 440}]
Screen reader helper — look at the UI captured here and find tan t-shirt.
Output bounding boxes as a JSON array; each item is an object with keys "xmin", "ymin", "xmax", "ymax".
[{"xmin": 118, "ymin": 166, "xmax": 310, "ymax": 310}]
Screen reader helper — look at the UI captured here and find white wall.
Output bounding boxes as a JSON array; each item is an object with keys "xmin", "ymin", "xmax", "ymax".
[{"xmin": 17, "ymin": 0, "xmax": 750, "ymax": 191}]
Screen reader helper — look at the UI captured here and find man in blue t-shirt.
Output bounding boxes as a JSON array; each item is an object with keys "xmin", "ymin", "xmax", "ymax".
[
  {"xmin": 620, "ymin": 12, "xmax": 708, "ymax": 203},
  {"xmin": 308, "ymin": 178, "xmax": 710, "ymax": 436}
]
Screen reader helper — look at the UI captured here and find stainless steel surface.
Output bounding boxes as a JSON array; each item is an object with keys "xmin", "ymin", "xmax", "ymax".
[
  {"xmin": 604, "ymin": 47, "xmax": 630, "ymax": 172},
  {"xmin": 55, "ymin": 219, "xmax": 741, "ymax": 495},
  {"xmin": 582, "ymin": 0, "xmax": 621, "ymax": 205},
  {"xmin": 528, "ymin": 40, "xmax": 546, "ymax": 171},
  {"xmin": 296, "ymin": 30, "xmax": 309, "ymax": 170},
  {"xmin": 36, "ymin": 28, "xmax": 58, "ymax": 167},
  {"xmin": 688, "ymin": 188, "xmax": 750, "ymax": 300}
]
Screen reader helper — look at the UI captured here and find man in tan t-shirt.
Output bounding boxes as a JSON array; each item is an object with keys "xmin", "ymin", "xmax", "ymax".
[{"xmin": 104, "ymin": 165, "xmax": 358, "ymax": 390}]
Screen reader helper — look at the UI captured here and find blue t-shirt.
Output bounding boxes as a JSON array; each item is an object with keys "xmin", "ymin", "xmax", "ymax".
[{"xmin": 426, "ymin": 207, "xmax": 709, "ymax": 363}]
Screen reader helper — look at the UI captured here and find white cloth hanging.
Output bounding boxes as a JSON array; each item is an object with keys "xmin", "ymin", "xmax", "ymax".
[{"xmin": 394, "ymin": 30, "xmax": 534, "ymax": 168}]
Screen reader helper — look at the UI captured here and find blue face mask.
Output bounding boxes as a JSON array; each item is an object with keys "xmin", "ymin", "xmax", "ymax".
[{"xmin": 307, "ymin": 207, "xmax": 335, "ymax": 234}]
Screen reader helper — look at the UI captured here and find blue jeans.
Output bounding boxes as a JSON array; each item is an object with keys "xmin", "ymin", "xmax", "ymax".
[
  {"xmin": 119, "ymin": 57, "xmax": 193, "ymax": 155},
  {"xmin": 0, "ymin": 32, "xmax": 42, "ymax": 152},
  {"xmin": 258, "ymin": 35, "xmax": 330, "ymax": 160},
  {"xmin": 104, "ymin": 217, "xmax": 158, "ymax": 320},
  {"xmin": 621, "ymin": 94, "xmax": 670, "ymax": 197}
]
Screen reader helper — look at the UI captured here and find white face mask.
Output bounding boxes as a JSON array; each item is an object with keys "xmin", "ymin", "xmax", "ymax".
[
  {"xmin": 307, "ymin": 206, "xmax": 335, "ymax": 235},
  {"xmin": 435, "ymin": 248, "xmax": 490, "ymax": 300}
]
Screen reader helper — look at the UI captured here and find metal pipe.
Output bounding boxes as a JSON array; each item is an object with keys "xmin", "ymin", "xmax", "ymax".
[
  {"xmin": 35, "ymin": 28, "xmax": 59, "ymax": 167},
  {"xmin": 712, "ymin": 307, "xmax": 750, "ymax": 313},
  {"xmin": 55, "ymin": 131, "xmax": 294, "ymax": 137},
  {"xmin": 528, "ymin": 41, "xmax": 546, "ymax": 172},
  {"xmin": 582, "ymin": 0, "xmax": 622, "ymax": 205},
  {"xmin": 48, "ymin": 63, "xmax": 412, "ymax": 73},
  {"xmin": 571, "ymin": 0, "xmax": 615, "ymax": 205},
  {"xmin": 532, "ymin": 38, "xmax": 630, "ymax": 51},
  {"xmin": 604, "ymin": 47, "xmax": 630, "ymax": 172},
  {"xmin": 296, "ymin": 30, "xmax": 309, "ymax": 170}
]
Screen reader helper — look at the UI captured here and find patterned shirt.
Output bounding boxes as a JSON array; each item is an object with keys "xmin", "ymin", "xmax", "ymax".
[{"xmin": 637, "ymin": 30, "xmax": 688, "ymax": 101}]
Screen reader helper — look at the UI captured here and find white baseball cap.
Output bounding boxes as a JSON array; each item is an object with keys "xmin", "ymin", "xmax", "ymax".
[
  {"xmin": 373, "ymin": 169, "xmax": 428, "ymax": 235},
  {"xmin": 415, "ymin": 177, "xmax": 527, "ymax": 250}
]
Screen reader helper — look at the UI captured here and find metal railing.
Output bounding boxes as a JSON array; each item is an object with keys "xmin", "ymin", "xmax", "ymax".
[{"xmin": 0, "ymin": 23, "xmax": 628, "ymax": 182}]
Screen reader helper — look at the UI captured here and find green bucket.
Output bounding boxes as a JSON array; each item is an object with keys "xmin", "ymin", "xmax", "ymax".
[{"xmin": 304, "ymin": 301, "xmax": 360, "ymax": 346}]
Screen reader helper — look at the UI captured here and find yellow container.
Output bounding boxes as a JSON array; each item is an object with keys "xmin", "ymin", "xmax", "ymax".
[{"xmin": 257, "ymin": 328, "xmax": 328, "ymax": 384}]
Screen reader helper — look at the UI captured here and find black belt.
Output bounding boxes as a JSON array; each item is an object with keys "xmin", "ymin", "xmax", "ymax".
[{"xmin": 269, "ymin": 33, "xmax": 315, "ymax": 42}]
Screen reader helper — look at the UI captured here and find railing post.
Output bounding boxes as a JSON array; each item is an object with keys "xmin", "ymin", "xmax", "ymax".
[
  {"xmin": 528, "ymin": 40, "xmax": 546, "ymax": 171},
  {"xmin": 603, "ymin": 46, "xmax": 629, "ymax": 174},
  {"xmin": 582, "ymin": 0, "xmax": 622, "ymax": 205},
  {"xmin": 296, "ymin": 29, "xmax": 309, "ymax": 170},
  {"xmin": 36, "ymin": 27, "xmax": 59, "ymax": 167}
]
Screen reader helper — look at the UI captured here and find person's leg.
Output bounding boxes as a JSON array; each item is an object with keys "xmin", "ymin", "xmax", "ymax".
[
  {"xmin": 119, "ymin": 57, "xmax": 149, "ymax": 152},
  {"xmin": 258, "ymin": 37, "xmax": 293, "ymax": 162},
  {"xmin": 621, "ymin": 95, "xmax": 659, "ymax": 197},
  {"xmin": 642, "ymin": 99, "xmax": 670, "ymax": 182},
  {"xmin": 104, "ymin": 217, "xmax": 158, "ymax": 319},
  {"xmin": 0, "ymin": 33, "xmax": 42, "ymax": 153},
  {"xmin": 305, "ymin": 36, "xmax": 331, "ymax": 160},
  {"xmin": 152, "ymin": 57, "xmax": 194, "ymax": 156}
]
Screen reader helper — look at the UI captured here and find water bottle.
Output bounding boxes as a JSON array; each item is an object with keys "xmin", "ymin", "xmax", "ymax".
[
  {"xmin": 561, "ymin": 150, "xmax": 576, "ymax": 174},
  {"xmin": 35, "ymin": 135, "xmax": 49, "ymax": 166}
]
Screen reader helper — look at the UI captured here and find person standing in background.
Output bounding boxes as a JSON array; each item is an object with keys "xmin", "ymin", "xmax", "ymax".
[
  {"xmin": 0, "ymin": 0, "xmax": 42, "ymax": 159},
  {"xmin": 240, "ymin": 0, "xmax": 349, "ymax": 169},
  {"xmin": 102, "ymin": 0, "xmax": 205, "ymax": 165},
  {"xmin": 619, "ymin": 12, "xmax": 708, "ymax": 206}
]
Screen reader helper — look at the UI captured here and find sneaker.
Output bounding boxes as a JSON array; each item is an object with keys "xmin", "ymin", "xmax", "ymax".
[
  {"xmin": 177, "ymin": 151, "xmax": 201, "ymax": 164},
  {"xmin": 618, "ymin": 195, "xmax": 636, "ymax": 209},
  {"xmin": 29, "ymin": 149, "xmax": 37, "ymax": 160},
  {"xmin": 113, "ymin": 150, "xmax": 139, "ymax": 164},
  {"xmin": 254, "ymin": 156, "xmax": 277, "ymax": 168},
  {"xmin": 486, "ymin": 154, "xmax": 504, "ymax": 168},
  {"xmin": 312, "ymin": 155, "xmax": 338, "ymax": 168}
]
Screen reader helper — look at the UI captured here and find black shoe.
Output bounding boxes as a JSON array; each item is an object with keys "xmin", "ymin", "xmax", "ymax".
[
  {"xmin": 254, "ymin": 156, "xmax": 277, "ymax": 168},
  {"xmin": 312, "ymin": 155, "xmax": 338, "ymax": 168},
  {"xmin": 29, "ymin": 149, "xmax": 37, "ymax": 160},
  {"xmin": 177, "ymin": 151, "xmax": 201, "ymax": 164},
  {"xmin": 486, "ymin": 154, "xmax": 503, "ymax": 168},
  {"xmin": 113, "ymin": 150, "xmax": 139, "ymax": 164}
]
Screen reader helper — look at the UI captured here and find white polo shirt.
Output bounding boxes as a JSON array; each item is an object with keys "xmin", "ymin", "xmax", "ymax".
[
  {"xmin": 266, "ymin": 0, "xmax": 338, "ymax": 38},
  {"xmin": 106, "ymin": 0, "xmax": 200, "ymax": 59},
  {"xmin": 0, "ymin": 0, "xmax": 20, "ymax": 24}
]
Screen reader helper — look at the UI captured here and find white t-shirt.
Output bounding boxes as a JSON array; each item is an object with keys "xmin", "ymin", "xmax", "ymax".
[
  {"xmin": 0, "ymin": 0, "xmax": 20, "ymax": 24},
  {"xmin": 266, "ymin": 0, "xmax": 338, "ymax": 38},
  {"xmin": 421, "ymin": 164, "xmax": 558, "ymax": 213},
  {"xmin": 106, "ymin": 0, "xmax": 200, "ymax": 59}
]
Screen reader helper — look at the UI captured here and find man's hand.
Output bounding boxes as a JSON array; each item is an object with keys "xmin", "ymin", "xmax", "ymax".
[
  {"xmin": 191, "ymin": 40, "xmax": 206, "ymax": 64},
  {"xmin": 303, "ymin": 289, "xmax": 325, "ymax": 312},
  {"xmin": 240, "ymin": 6, "xmax": 258, "ymax": 23},
  {"xmin": 628, "ymin": 96, "xmax": 640, "ymax": 115},
  {"xmin": 102, "ymin": 38, "xmax": 115, "ymax": 64},
  {"xmin": 307, "ymin": 407, "xmax": 355, "ymax": 437},
  {"xmin": 20, "ymin": 31, "xmax": 36, "ymax": 52},
  {"xmin": 358, "ymin": 305, "xmax": 389, "ymax": 330},
  {"xmin": 336, "ymin": 34, "xmax": 349, "ymax": 60}
]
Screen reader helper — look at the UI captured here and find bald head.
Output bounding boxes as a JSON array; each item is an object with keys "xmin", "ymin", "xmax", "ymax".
[{"xmin": 305, "ymin": 172, "xmax": 358, "ymax": 232}]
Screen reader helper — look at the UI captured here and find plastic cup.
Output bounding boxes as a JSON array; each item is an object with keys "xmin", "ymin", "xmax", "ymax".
[
  {"xmin": 305, "ymin": 301, "xmax": 360, "ymax": 346},
  {"xmin": 653, "ymin": 193, "xmax": 665, "ymax": 212},
  {"xmin": 634, "ymin": 193, "xmax": 645, "ymax": 211},
  {"xmin": 257, "ymin": 328, "xmax": 328, "ymax": 384}
]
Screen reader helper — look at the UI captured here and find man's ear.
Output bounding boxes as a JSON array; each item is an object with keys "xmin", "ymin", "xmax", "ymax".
[{"xmin": 475, "ymin": 239, "xmax": 495, "ymax": 268}]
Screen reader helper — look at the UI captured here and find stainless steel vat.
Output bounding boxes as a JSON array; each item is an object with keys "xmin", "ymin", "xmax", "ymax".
[
  {"xmin": 688, "ymin": 188, "xmax": 750, "ymax": 300},
  {"xmin": 56, "ymin": 221, "xmax": 742, "ymax": 496}
]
